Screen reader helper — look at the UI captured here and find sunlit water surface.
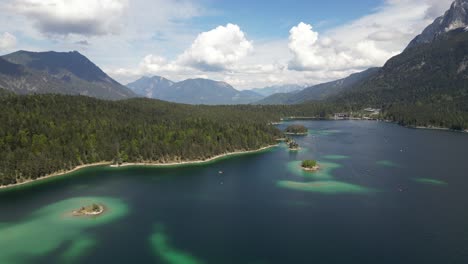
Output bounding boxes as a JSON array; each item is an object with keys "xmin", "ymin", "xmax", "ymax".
[{"xmin": 1, "ymin": 121, "xmax": 468, "ymax": 264}]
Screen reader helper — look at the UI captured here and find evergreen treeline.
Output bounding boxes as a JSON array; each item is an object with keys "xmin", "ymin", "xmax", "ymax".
[
  {"xmin": 1, "ymin": 92, "xmax": 466, "ymax": 186},
  {"xmin": 382, "ymin": 103, "xmax": 468, "ymax": 130},
  {"xmin": 0, "ymin": 94, "xmax": 286, "ymax": 186}
]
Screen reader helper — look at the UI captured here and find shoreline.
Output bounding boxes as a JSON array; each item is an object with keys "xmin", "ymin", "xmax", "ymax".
[
  {"xmin": 302, "ymin": 165, "xmax": 320, "ymax": 172},
  {"xmin": 0, "ymin": 162, "xmax": 112, "ymax": 190},
  {"xmin": 284, "ymin": 132, "xmax": 308, "ymax": 136},
  {"xmin": 110, "ymin": 145, "xmax": 278, "ymax": 168},
  {"xmin": 72, "ymin": 204, "xmax": 105, "ymax": 217},
  {"xmin": 281, "ymin": 117, "xmax": 467, "ymax": 134},
  {"xmin": 0, "ymin": 145, "xmax": 278, "ymax": 190}
]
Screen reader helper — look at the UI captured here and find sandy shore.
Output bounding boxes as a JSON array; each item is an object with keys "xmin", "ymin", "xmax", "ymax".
[
  {"xmin": 0, "ymin": 162, "xmax": 112, "ymax": 190},
  {"xmin": 302, "ymin": 165, "xmax": 320, "ymax": 172},
  {"xmin": 110, "ymin": 144, "xmax": 278, "ymax": 168},
  {"xmin": 0, "ymin": 145, "xmax": 278, "ymax": 190},
  {"xmin": 72, "ymin": 204, "xmax": 105, "ymax": 217}
]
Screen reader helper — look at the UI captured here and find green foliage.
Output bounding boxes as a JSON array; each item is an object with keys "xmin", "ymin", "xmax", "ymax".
[
  {"xmin": 301, "ymin": 160, "xmax": 317, "ymax": 168},
  {"xmin": 92, "ymin": 204, "xmax": 100, "ymax": 212},
  {"xmin": 285, "ymin": 125, "xmax": 308, "ymax": 134},
  {"xmin": 288, "ymin": 140, "xmax": 299, "ymax": 149},
  {"xmin": 0, "ymin": 94, "xmax": 285, "ymax": 186}
]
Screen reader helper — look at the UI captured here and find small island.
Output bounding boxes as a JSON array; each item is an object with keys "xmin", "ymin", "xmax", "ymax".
[
  {"xmin": 288, "ymin": 140, "xmax": 301, "ymax": 151},
  {"xmin": 301, "ymin": 160, "xmax": 320, "ymax": 171},
  {"xmin": 72, "ymin": 203, "xmax": 105, "ymax": 217},
  {"xmin": 285, "ymin": 125, "xmax": 308, "ymax": 135}
]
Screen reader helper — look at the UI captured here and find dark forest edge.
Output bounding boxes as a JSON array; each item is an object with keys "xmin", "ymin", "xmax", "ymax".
[{"xmin": 0, "ymin": 92, "xmax": 467, "ymax": 186}]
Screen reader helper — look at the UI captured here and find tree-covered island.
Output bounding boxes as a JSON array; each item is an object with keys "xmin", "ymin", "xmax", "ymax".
[
  {"xmin": 301, "ymin": 160, "xmax": 320, "ymax": 171},
  {"xmin": 284, "ymin": 125, "xmax": 308, "ymax": 135},
  {"xmin": 288, "ymin": 140, "xmax": 300, "ymax": 151},
  {"xmin": 72, "ymin": 203, "xmax": 105, "ymax": 216}
]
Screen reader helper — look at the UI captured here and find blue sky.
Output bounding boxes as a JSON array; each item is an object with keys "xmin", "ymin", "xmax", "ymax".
[
  {"xmin": 0, "ymin": 0, "xmax": 455, "ymax": 88},
  {"xmin": 203, "ymin": 0, "xmax": 383, "ymax": 37}
]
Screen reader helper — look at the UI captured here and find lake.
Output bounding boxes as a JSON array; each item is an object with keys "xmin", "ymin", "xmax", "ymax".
[{"xmin": 1, "ymin": 120, "xmax": 468, "ymax": 264}]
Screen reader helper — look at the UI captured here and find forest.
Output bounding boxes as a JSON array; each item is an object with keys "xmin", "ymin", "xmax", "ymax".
[
  {"xmin": 0, "ymin": 94, "xmax": 288, "ymax": 186},
  {"xmin": 0, "ymin": 92, "xmax": 467, "ymax": 186}
]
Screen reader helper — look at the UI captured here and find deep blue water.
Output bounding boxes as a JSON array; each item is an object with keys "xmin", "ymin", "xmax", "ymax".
[{"xmin": 1, "ymin": 120, "xmax": 468, "ymax": 264}]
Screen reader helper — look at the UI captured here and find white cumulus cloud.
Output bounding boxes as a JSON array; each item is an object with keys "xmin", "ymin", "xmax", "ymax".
[
  {"xmin": 288, "ymin": 22, "xmax": 395, "ymax": 72},
  {"xmin": 10, "ymin": 0, "xmax": 127, "ymax": 36},
  {"xmin": 177, "ymin": 23, "xmax": 253, "ymax": 71},
  {"xmin": 0, "ymin": 32, "xmax": 17, "ymax": 50}
]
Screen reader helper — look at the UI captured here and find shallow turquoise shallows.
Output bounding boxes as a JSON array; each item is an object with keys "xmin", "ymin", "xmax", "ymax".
[{"xmin": 1, "ymin": 120, "xmax": 467, "ymax": 264}]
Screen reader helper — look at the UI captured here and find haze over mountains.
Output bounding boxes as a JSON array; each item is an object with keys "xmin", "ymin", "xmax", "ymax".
[
  {"xmin": 257, "ymin": 68, "xmax": 380, "ymax": 104},
  {"xmin": 127, "ymin": 76, "xmax": 264, "ymax": 105},
  {"xmin": 251, "ymin": 85, "xmax": 305, "ymax": 97}
]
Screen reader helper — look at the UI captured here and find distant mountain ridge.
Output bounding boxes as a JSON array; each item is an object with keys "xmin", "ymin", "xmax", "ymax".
[
  {"xmin": 326, "ymin": 0, "xmax": 468, "ymax": 111},
  {"xmin": 331, "ymin": 28, "xmax": 468, "ymax": 110},
  {"xmin": 0, "ymin": 50, "xmax": 136, "ymax": 100},
  {"xmin": 256, "ymin": 68, "xmax": 380, "ymax": 105},
  {"xmin": 127, "ymin": 76, "xmax": 174, "ymax": 99},
  {"xmin": 251, "ymin": 84, "xmax": 305, "ymax": 97},
  {"xmin": 127, "ymin": 77, "xmax": 264, "ymax": 105}
]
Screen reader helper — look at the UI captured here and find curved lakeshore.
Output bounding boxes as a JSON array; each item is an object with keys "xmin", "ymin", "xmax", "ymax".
[
  {"xmin": 0, "ymin": 145, "xmax": 278, "ymax": 190},
  {"xmin": 110, "ymin": 145, "xmax": 278, "ymax": 168}
]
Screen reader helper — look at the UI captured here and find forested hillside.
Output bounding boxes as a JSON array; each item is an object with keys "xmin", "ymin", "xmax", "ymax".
[
  {"xmin": 0, "ymin": 95, "xmax": 285, "ymax": 186},
  {"xmin": 333, "ymin": 29, "xmax": 468, "ymax": 108}
]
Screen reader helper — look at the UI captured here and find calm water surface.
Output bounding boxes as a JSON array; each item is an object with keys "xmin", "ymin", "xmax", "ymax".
[{"xmin": 1, "ymin": 121, "xmax": 468, "ymax": 264}]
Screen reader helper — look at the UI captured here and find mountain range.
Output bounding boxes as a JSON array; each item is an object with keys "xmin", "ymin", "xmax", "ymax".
[
  {"xmin": 330, "ymin": 0, "xmax": 468, "ymax": 110},
  {"xmin": 259, "ymin": 0, "xmax": 468, "ymax": 107},
  {"xmin": 406, "ymin": 0, "xmax": 468, "ymax": 49},
  {"xmin": 251, "ymin": 84, "xmax": 305, "ymax": 97},
  {"xmin": 0, "ymin": 51, "xmax": 136, "ymax": 100},
  {"xmin": 127, "ymin": 76, "xmax": 264, "ymax": 105},
  {"xmin": 257, "ymin": 68, "xmax": 379, "ymax": 104},
  {"xmin": 0, "ymin": 0, "xmax": 467, "ymax": 109}
]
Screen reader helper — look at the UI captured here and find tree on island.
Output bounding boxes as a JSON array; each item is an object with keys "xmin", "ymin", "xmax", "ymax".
[
  {"xmin": 301, "ymin": 160, "xmax": 318, "ymax": 169},
  {"xmin": 285, "ymin": 125, "xmax": 308, "ymax": 135},
  {"xmin": 92, "ymin": 203, "xmax": 100, "ymax": 212},
  {"xmin": 289, "ymin": 140, "xmax": 300, "ymax": 150}
]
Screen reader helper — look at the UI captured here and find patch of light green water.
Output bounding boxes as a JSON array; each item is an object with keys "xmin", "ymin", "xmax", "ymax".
[
  {"xmin": 60, "ymin": 235, "xmax": 97, "ymax": 263},
  {"xmin": 0, "ymin": 196, "xmax": 128, "ymax": 264},
  {"xmin": 322, "ymin": 155, "xmax": 350, "ymax": 160},
  {"xmin": 282, "ymin": 158, "xmax": 377, "ymax": 195},
  {"xmin": 150, "ymin": 224, "xmax": 204, "ymax": 264},
  {"xmin": 376, "ymin": 160, "xmax": 400, "ymax": 168},
  {"xmin": 277, "ymin": 181, "xmax": 376, "ymax": 194},
  {"xmin": 413, "ymin": 178, "xmax": 448, "ymax": 186}
]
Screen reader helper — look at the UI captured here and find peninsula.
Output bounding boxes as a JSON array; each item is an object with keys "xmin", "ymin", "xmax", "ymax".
[{"xmin": 285, "ymin": 125, "xmax": 308, "ymax": 135}]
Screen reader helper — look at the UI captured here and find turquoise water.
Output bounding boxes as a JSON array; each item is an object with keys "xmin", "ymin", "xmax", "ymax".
[{"xmin": 0, "ymin": 120, "xmax": 467, "ymax": 263}]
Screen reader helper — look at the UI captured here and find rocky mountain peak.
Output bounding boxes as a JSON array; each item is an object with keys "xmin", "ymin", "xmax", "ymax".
[{"xmin": 406, "ymin": 0, "xmax": 468, "ymax": 49}]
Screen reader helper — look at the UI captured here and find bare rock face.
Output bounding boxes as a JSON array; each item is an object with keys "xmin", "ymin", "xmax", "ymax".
[{"xmin": 407, "ymin": 0, "xmax": 468, "ymax": 49}]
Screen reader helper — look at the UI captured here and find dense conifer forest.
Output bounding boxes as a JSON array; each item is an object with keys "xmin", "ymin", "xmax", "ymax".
[
  {"xmin": 0, "ymin": 92, "xmax": 467, "ymax": 186},
  {"xmin": 0, "ymin": 94, "xmax": 288, "ymax": 186}
]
